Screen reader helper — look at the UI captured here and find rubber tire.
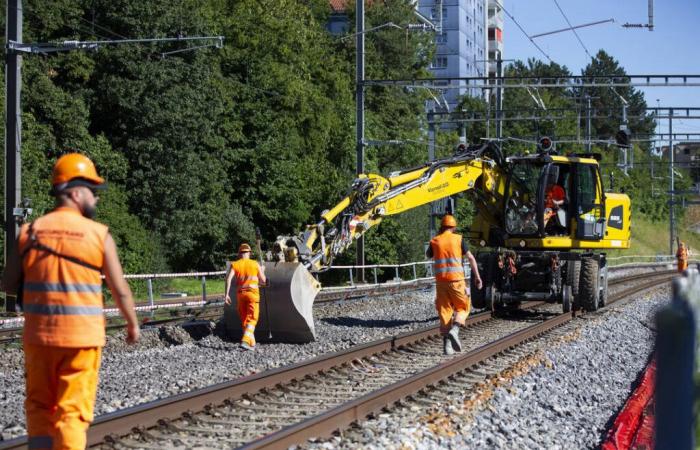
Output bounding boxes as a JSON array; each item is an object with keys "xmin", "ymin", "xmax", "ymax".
[
  {"xmin": 471, "ymin": 271, "xmax": 485, "ymax": 309},
  {"xmin": 580, "ymin": 257, "xmax": 600, "ymax": 312},
  {"xmin": 566, "ymin": 260, "xmax": 580, "ymax": 297},
  {"xmin": 562, "ymin": 284, "xmax": 572, "ymax": 313},
  {"xmin": 484, "ymin": 283, "xmax": 496, "ymax": 312},
  {"xmin": 599, "ymin": 265, "xmax": 609, "ymax": 307}
]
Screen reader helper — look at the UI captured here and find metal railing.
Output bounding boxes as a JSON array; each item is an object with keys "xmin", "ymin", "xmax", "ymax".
[
  {"xmin": 655, "ymin": 266, "xmax": 699, "ymax": 449},
  {"xmin": 321, "ymin": 260, "xmax": 439, "ymax": 289}
]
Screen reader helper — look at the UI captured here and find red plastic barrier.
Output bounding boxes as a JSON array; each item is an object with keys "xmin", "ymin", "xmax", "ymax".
[{"xmin": 601, "ymin": 360, "xmax": 656, "ymax": 450}]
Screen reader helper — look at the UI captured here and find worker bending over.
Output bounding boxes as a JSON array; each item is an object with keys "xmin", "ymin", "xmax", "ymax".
[
  {"xmin": 427, "ymin": 214, "xmax": 483, "ymax": 355},
  {"xmin": 225, "ymin": 243, "xmax": 267, "ymax": 350},
  {"xmin": 2, "ymin": 153, "xmax": 140, "ymax": 450},
  {"xmin": 677, "ymin": 241, "xmax": 689, "ymax": 273}
]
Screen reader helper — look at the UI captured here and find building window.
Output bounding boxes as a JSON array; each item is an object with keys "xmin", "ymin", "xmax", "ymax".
[
  {"xmin": 436, "ymin": 32, "xmax": 447, "ymax": 44},
  {"xmin": 432, "ymin": 56, "xmax": 448, "ymax": 69},
  {"xmin": 431, "ymin": 7, "xmax": 447, "ymax": 20}
]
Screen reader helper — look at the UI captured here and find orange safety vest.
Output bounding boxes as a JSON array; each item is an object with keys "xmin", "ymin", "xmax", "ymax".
[
  {"xmin": 677, "ymin": 247, "xmax": 688, "ymax": 262},
  {"xmin": 430, "ymin": 230, "xmax": 465, "ymax": 282},
  {"xmin": 231, "ymin": 259, "xmax": 260, "ymax": 298},
  {"xmin": 19, "ymin": 207, "xmax": 108, "ymax": 348}
]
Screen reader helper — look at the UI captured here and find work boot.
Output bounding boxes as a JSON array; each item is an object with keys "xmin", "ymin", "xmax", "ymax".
[
  {"xmin": 447, "ymin": 324, "xmax": 462, "ymax": 352},
  {"xmin": 240, "ymin": 342, "xmax": 255, "ymax": 351},
  {"xmin": 443, "ymin": 336, "xmax": 454, "ymax": 355}
]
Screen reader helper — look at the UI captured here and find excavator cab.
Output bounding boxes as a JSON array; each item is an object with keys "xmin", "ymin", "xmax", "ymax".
[
  {"xmin": 504, "ymin": 158, "xmax": 574, "ymax": 238},
  {"xmin": 504, "ymin": 156, "xmax": 605, "ymax": 241}
]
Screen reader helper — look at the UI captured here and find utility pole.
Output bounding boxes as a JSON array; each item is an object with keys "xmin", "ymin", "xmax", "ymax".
[
  {"xmin": 585, "ymin": 95, "xmax": 592, "ymax": 152},
  {"xmin": 669, "ymin": 108, "xmax": 675, "ymax": 256},
  {"xmin": 356, "ymin": 0, "xmax": 365, "ymax": 281},
  {"xmin": 428, "ymin": 110, "xmax": 436, "ymax": 238},
  {"xmin": 496, "ymin": 58, "xmax": 503, "ymax": 141},
  {"xmin": 4, "ymin": 0, "xmax": 22, "ymax": 311},
  {"xmin": 621, "ymin": 101, "xmax": 629, "ymax": 175}
]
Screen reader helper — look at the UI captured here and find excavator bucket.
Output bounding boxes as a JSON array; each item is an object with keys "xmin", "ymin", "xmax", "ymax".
[{"xmin": 223, "ymin": 261, "xmax": 321, "ymax": 343}]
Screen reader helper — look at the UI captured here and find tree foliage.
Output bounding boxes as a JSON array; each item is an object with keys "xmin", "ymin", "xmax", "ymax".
[{"xmin": 3, "ymin": 3, "xmax": 686, "ymax": 274}]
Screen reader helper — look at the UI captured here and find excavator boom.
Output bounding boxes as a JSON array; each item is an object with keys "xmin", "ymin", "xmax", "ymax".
[{"xmin": 224, "ymin": 140, "xmax": 631, "ymax": 343}]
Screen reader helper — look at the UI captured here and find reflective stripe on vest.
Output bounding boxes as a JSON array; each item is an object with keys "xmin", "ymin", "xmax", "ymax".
[
  {"xmin": 430, "ymin": 231, "xmax": 465, "ymax": 282},
  {"xmin": 24, "ymin": 282, "xmax": 102, "ymax": 294},
  {"xmin": 19, "ymin": 207, "xmax": 108, "ymax": 348},
  {"xmin": 232, "ymin": 259, "xmax": 260, "ymax": 295},
  {"xmin": 23, "ymin": 304, "xmax": 103, "ymax": 316}
]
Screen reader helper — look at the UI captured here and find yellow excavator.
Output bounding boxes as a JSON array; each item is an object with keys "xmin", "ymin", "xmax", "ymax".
[{"xmin": 224, "ymin": 140, "xmax": 631, "ymax": 342}]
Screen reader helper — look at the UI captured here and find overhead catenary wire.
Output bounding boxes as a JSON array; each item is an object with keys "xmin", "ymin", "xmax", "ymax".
[
  {"xmin": 491, "ymin": 0, "xmax": 553, "ymax": 63},
  {"xmin": 77, "ymin": 15, "xmax": 129, "ymax": 40},
  {"xmin": 551, "ymin": 0, "xmax": 593, "ymax": 59}
]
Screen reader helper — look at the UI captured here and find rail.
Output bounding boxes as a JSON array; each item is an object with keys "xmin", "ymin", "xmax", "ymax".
[{"xmin": 0, "ymin": 269, "xmax": 676, "ymax": 450}]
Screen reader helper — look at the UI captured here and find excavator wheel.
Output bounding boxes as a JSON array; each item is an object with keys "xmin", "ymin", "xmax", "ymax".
[
  {"xmin": 562, "ymin": 284, "xmax": 572, "ymax": 313},
  {"xmin": 224, "ymin": 261, "xmax": 321, "ymax": 343},
  {"xmin": 579, "ymin": 257, "xmax": 600, "ymax": 312}
]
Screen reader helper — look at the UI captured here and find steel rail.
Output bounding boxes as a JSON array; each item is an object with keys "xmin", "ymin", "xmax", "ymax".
[
  {"xmin": 241, "ymin": 271, "xmax": 676, "ymax": 449},
  {"xmin": 0, "ymin": 271, "xmax": 676, "ymax": 449}
]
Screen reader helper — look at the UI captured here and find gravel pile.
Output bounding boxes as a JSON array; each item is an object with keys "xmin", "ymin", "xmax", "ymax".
[
  {"xmin": 306, "ymin": 286, "xmax": 668, "ymax": 450},
  {"xmin": 0, "ymin": 288, "xmax": 437, "ymax": 440}
]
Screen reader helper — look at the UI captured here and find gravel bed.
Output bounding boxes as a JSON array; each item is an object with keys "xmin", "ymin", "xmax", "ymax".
[
  {"xmin": 0, "ymin": 275, "xmax": 669, "ymax": 443},
  {"xmin": 305, "ymin": 286, "xmax": 668, "ymax": 450},
  {"xmin": 0, "ymin": 288, "xmax": 437, "ymax": 440},
  {"xmin": 608, "ymin": 263, "xmax": 674, "ymax": 280}
]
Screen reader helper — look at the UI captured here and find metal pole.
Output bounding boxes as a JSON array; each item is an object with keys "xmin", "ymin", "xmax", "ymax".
[
  {"xmin": 622, "ymin": 103, "xmax": 628, "ymax": 175},
  {"xmin": 496, "ymin": 58, "xmax": 503, "ymax": 141},
  {"xmin": 428, "ymin": 111, "xmax": 436, "ymax": 238},
  {"xmin": 147, "ymin": 278, "xmax": 154, "ymax": 308},
  {"xmin": 356, "ymin": 0, "xmax": 365, "ymax": 282},
  {"xmin": 201, "ymin": 276, "xmax": 206, "ymax": 302},
  {"xmin": 4, "ymin": 0, "xmax": 22, "ymax": 312},
  {"xmin": 586, "ymin": 95, "xmax": 592, "ymax": 152},
  {"xmin": 373, "ymin": 267, "xmax": 378, "ymax": 285},
  {"xmin": 669, "ymin": 109, "xmax": 675, "ymax": 256}
]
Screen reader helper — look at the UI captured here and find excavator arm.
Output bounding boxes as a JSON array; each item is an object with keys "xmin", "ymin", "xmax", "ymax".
[{"xmin": 275, "ymin": 142, "xmax": 508, "ymax": 272}]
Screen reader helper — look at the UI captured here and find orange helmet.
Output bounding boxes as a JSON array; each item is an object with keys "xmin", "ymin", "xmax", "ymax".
[
  {"xmin": 441, "ymin": 214, "xmax": 457, "ymax": 228},
  {"xmin": 238, "ymin": 243, "xmax": 252, "ymax": 253},
  {"xmin": 51, "ymin": 153, "xmax": 105, "ymax": 192}
]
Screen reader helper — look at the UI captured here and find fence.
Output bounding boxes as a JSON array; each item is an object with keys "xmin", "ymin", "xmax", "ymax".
[
  {"xmin": 113, "ymin": 255, "xmax": 687, "ymax": 306},
  {"xmin": 655, "ymin": 266, "xmax": 699, "ymax": 449}
]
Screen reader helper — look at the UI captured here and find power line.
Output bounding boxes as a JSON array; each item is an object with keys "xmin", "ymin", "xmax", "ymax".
[
  {"xmin": 551, "ymin": 0, "xmax": 592, "ymax": 59},
  {"xmin": 77, "ymin": 15, "xmax": 129, "ymax": 41},
  {"xmin": 491, "ymin": 0, "xmax": 553, "ymax": 63}
]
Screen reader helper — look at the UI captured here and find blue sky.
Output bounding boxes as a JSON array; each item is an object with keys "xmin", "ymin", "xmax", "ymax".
[{"xmin": 503, "ymin": 0, "xmax": 700, "ymax": 135}]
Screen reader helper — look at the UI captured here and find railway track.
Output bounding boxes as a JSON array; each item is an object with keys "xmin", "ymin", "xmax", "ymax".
[
  {"xmin": 0, "ymin": 268, "xmax": 674, "ymax": 450},
  {"xmin": 0, "ymin": 269, "xmax": 671, "ymax": 345}
]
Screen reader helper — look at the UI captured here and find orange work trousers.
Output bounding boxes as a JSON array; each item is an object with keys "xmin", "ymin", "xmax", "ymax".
[
  {"xmin": 24, "ymin": 343, "xmax": 101, "ymax": 450},
  {"xmin": 237, "ymin": 290, "xmax": 260, "ymax": 347},
  {"xmin": 435, "ymin": 279, "xmax": 471, "ymax": 334},
  {"xmin": 678, "ymin": 260, "xmax": 688, "ymax": 273}
]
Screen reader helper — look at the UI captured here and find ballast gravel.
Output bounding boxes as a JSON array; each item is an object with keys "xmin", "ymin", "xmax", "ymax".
[
  {"xmin": 0, "ymin": 278, "xmax": 668, "ymax": 445},
  {"xmin": 0, "ymin": 288, "xmax": 437, "ymax": 439},
  {"xmin": 307, "ymin": 286, "xmax": 668, "ymax": 450}
]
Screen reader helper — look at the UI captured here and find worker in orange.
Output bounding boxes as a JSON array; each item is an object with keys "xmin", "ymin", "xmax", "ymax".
[
  {"xmin": 543, "ymin": 183, "xmax": 566, "ymax": 227},
  {"xmin": 225, "ymin": 243, "xmax": 267, "ymax": 350},
  {"xmin": 677, "ymin": 241, "xmax": 689, "ymax": 273},
  {"xmin": 1, "ymin": 153, "xmax": 140, "ymax": 450},
  {"xmin": 427, "ymin": 214, "xmax": 483, "ymax": 355}
]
